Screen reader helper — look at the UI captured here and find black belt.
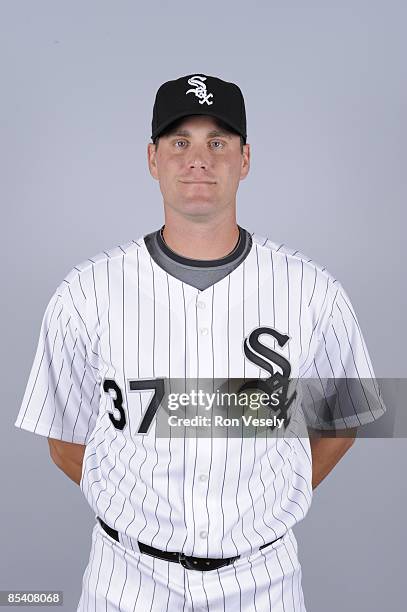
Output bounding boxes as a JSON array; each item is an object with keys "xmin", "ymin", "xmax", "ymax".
[{"xmin": 97, "ymin": 517, "xmax": 283, "ymax": 571}]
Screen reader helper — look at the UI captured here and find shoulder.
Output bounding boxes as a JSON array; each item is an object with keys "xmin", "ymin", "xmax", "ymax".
[
  {"xmin": 54, "ymin": 236, "xmax": 145, "ymax": 309},
  {"xmin": 250, "ymin": 230, "xmax": 343, "ymax": 305},
  {"xmin": 250, "ymin": 230, "xmax": 331, "ymax": 277}
]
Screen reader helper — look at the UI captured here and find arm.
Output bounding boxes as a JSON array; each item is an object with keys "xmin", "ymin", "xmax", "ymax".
[
  {"xmin": 308, "ymin": 427, "xmax": 358, "ymax": 489},
  {"xmin": 48, "ymin": 438, "xmax": 86, "ymax": 486}
]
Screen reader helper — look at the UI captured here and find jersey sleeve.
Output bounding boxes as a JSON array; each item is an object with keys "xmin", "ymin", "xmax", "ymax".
[
  {"xmin": 14, "ymin": 285, "xmax": 101, "ymax": 444},
  {"xmin": 300, "ymin": 281, "xmax": 387, "ymax": 431}
]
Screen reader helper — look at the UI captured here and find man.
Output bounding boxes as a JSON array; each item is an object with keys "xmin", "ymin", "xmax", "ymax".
[{"xmin": 15, "ymin": 73, "xmax": 386, "ymax": 611}]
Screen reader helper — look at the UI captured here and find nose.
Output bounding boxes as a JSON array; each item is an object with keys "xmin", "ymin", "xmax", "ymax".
[
  {"xmin": 190, "ymin": 159, "xmax": 207, "ymax": 169},
  {"xmin": 187, "ymin": 143, "xmax": 210, "ymax": 170},
  {"xmin": 188, "ymin": 156, "xmax": 208, "ymax": 170}
]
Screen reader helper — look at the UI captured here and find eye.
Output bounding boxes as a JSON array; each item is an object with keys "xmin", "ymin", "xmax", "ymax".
[
  {"xmin": 210, "ymin": 140, "xmax": 224, "ymax": 149},
  {"xmin": 174, "ymin": 140, "xmax": 187, "ymax": 148}
]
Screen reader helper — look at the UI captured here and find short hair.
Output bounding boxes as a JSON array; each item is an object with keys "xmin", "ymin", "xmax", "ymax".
[{"xmin": 152, "ymin": 116, "xmax": 245, "ymax": 153}]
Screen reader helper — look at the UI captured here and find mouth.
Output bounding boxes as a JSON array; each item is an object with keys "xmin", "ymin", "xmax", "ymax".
[{"xmin": 179, "ymin": 179, "xmax": 216, "ymax": 184}]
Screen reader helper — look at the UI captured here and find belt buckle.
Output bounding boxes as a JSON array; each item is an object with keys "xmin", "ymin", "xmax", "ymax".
[
  {"xmin": 178, "ymin": 552, "xmax": 202, "ymax": 570},
  {"xmin": 178, "ymin": 553, "xmax": 233, "ymax": 571}
]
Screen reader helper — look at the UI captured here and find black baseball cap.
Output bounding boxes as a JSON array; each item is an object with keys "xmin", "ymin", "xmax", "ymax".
[{"xmin": 151, "ymin": 73, "xmax": 247, "ymax": 144}]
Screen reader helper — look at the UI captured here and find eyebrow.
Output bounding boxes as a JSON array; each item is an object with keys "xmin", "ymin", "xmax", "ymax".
[{"xmin": 166, "ymin": 128, "xmax": 232, "ymax": 139}]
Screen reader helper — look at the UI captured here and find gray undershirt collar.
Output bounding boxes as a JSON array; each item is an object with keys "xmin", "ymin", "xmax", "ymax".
[{"xmin": 143, "ymin": 225, "xmax": 253, "ymax": 291}]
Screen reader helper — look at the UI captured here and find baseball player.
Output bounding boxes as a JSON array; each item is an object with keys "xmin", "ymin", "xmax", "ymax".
[{"xmin": 15, "ymin": 73, "xmax": 386, "ymax": 611}]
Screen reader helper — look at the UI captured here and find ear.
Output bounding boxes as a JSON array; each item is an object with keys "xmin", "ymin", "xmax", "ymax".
[
  {"xmin": 147, "ymin": 142, "xmax": 159, "ymax": 180},
  {"xmin": 240, "ymin": 143, "xmax": 250, "ymax": 180}
]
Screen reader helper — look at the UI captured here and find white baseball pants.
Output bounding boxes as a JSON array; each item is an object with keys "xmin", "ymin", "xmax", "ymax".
[{"xmin": 77, "ymin": 520, "xmax": 307, "ymax": 611}]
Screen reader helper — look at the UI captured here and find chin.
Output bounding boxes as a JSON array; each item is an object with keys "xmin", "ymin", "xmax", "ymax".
[{"xmin": 177, "ymin": 199, "xmax": 218, "ymax": 215}]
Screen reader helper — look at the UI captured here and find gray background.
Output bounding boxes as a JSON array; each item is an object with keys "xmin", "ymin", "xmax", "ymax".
[{"xmin": 1, "ymin": 1, "xmax": 405, "ymax": 610}]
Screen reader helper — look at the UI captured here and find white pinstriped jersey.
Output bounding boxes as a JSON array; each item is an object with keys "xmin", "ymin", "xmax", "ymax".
[{"xmin": 15, "ymin": 231, "xmax": 386, "ymax": 558}]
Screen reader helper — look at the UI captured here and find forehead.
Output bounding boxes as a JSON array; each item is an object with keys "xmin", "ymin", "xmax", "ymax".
[{"xmin": 164, "ymin": 115, "xmax": 235, "ymax": 137}]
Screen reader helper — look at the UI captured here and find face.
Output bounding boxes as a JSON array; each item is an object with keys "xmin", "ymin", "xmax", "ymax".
[{"xmin": 147, "ymin": 115, "xmax": 250, "ymax": 219}]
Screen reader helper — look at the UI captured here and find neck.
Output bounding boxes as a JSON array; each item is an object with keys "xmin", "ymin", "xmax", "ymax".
[{"xmin": 161, "ymin": 210, "xmax": 240, "ymax": 260}]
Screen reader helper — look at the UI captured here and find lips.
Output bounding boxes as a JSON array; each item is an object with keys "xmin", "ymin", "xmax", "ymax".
[{"xmin": 180, "ymin": 180, "xmax": 216, "ymax": 184}]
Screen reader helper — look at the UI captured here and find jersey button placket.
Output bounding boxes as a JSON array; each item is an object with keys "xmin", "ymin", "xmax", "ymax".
[
  {"xmin": 195, "ymin": 294, "xmax": 212, "ymax": 377},
  {"xmin": 195, "ymin": 293, "xmax": 212, "ymax": 553},
  {"xmin": 182, "ymin": 292, "xmax": 212, "ymax": 555}
]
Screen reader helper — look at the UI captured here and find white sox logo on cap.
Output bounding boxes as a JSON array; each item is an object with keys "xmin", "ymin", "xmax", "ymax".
[{"xmin": 185, "ymin": 75, "xmax": 214, "ymax": 105}]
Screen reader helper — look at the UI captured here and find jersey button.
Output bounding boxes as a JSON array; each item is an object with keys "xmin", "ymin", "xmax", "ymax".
[
  {"xmin": 198, "ymin": 474, "xmax": 208, "ymax": 482},
  {"xmin": 199, "ymin": 530, "xmax": 208, "ymax": 539},
  {"xmin": 197, "ymin": 301, "xmax": 206, "ymax": 309},
  {"xmin": 199, "ymin": 327, "xmax": 208, "ymax": 336}
]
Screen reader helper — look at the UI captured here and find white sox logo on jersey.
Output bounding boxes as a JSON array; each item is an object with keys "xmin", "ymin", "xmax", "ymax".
[
  {"xmin": 185, "ymin": 75, "xmax": 214, "ymax": 105},
  {"xmin": 104, "ymin": 326, "xmax": 296, "ymax": 434},
  {"xmin": 239, "ymin": 326, "xmax": 296, "ymax": 428}
]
